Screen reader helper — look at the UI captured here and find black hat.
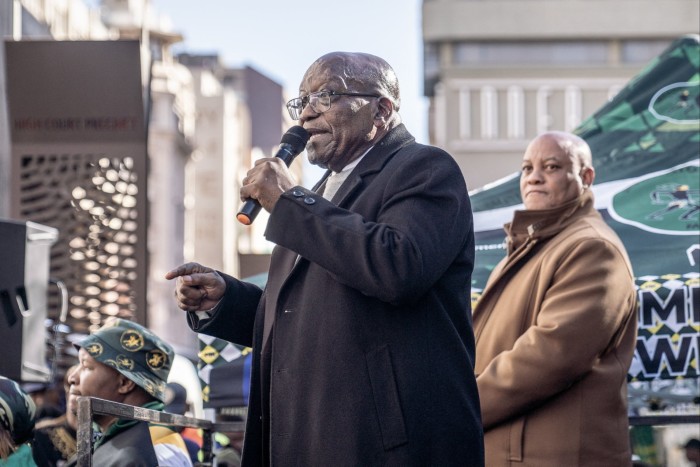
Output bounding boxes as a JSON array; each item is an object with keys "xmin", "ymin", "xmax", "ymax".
[
  {"xmin": 0, "ymin": 376, "xmax": 36, "ymax": 445},
  {"xmin": 684, "ymin": 438, "xmax": 700, "ymax": 450}
]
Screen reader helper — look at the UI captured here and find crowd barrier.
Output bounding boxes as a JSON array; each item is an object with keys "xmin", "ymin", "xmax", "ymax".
[
  {"xmin": 75, "ymin": 396, "xmax": 245, "ymax": 467},
  {"xmin": 628, "ymin": 414, "xmax": 699, "ymax": 426},
  {"xmin": 74, "ymin": 396, "xmax": 699, "ymax": 466}
]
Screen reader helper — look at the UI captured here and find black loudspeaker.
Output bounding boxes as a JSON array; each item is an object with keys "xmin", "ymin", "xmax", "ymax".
[{"xmin": 0, "ymin": 219, "xmax": 58, "ymax": 383}]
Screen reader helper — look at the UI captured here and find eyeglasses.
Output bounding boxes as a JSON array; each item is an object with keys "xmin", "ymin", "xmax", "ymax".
[{"xmin": 286, "ymin": 90, "xmax": 381, "ymax": 120}]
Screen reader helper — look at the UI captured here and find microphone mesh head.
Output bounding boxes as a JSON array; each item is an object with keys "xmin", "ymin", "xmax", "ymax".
[{"xmin": 281, "ymin": 125, "xmax": 310, "ymax": 153}]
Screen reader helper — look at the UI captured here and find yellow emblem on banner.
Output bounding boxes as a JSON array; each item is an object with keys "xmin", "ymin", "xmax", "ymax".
[
  {"xmin": 470, "ymin": 291, "xmax": 482, "ymax": 307},
  {"xmin": 639, "ymin": 281, "xmax": 661, "ymax": 291},
  {"xmin": 198, "ymin": 345, "xmax": 220, "ymax": 365}
]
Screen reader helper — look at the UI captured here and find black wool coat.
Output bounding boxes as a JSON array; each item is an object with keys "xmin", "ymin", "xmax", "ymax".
[{"xmin": 191, "ymin": 124, "xmax": 484, "ymax": 466}]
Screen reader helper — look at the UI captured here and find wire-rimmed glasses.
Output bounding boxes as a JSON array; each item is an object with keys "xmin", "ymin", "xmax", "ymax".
[{"xmin": 286, "ymin": 90, "xmax": 381, "ymax": 120}]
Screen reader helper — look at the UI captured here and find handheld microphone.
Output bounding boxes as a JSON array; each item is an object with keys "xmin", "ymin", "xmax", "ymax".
[{"xmin": 236, "ymin": 125, "xmax": 310, "ymax": 225}]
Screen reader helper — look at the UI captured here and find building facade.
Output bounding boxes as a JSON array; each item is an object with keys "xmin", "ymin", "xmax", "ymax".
[
  {"xmin": 0, "ymin": 0, "xmax": 289, "ymax": 361},
  {"xmin": 422, "ymin": 0, "xmax": 700, "ymax": 190}
]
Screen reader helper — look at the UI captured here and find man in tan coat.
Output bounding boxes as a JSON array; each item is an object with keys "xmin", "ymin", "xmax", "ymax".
[{"xmin": 474, "ymin": 131, "xmax": 637, "ymax": 466}]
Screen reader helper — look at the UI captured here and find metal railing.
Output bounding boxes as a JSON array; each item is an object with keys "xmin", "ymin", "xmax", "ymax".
[
  {"xmin": 75, "ymin": 396, "xmax": 699, "ymax": 466},
  {"xmin": 76, "ymin": 396, "xmax": 245, "ymax": 467},
  {"xmin": 628, "ymin": 413, "xmax": 700, "ymax": 426}
]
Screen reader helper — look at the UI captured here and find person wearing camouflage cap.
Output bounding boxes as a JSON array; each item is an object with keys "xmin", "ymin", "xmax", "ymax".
[
  {"xmin": 65, "ymin": 318, "xmax": 192, "ymax": 467},
  {"xmin": 0, "ymin": 376, "xmax": 37, "ymax": 465},
  {"xmin": 76, "ymin": 317, "xmax": 174, "ymax": 402}
]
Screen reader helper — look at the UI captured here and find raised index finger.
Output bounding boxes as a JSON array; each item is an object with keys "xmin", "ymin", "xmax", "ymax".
[{"xmin": 164, "ymin": 262, "xmax": 209, "ymax": 280}]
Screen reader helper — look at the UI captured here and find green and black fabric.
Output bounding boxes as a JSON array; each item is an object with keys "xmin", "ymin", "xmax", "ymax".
[
  {"xmin": 0, "ymin": 376, "xmax": 36, "ymax": 445},
  {"xmin": 75, "ymin": 318, "xmax": 174, "ymax": 401},
  {"xmin": 31, "ymin": 414, "xmax": 77, "ymax": 467}
]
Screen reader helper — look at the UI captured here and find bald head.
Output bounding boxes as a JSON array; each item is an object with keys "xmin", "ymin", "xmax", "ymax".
[
  {"xmin": 520, "ymin": 131, "xmax": 596, "ymax": 210},
  {"xmin": 538, "ymin": 131, "xmax": 593, "ymax": 171},
  {"xmin": 308, "ymin": 52, "xmax": 401, "ymax": 111}
]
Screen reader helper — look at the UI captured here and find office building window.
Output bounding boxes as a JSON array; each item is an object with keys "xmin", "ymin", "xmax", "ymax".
[
  {"xmin": 622, "ymin": 40, "xmax": 672, "ymax": 63},
  {"xmin": 452, "ymin": 41, "xmax": 609, "ymax": 65}
]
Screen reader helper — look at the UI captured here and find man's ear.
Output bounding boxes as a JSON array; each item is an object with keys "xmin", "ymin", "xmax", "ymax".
[
  {"xmin": 581, "ymin": 166, "xmax": 595, "ymax": 188},
  {"xmin": 373, "ymin": 97, "xmax": 394, "ymax": 126},
  {"xmin": 117, "ymin": 374, "xmax": 138, "ymax": 395}
]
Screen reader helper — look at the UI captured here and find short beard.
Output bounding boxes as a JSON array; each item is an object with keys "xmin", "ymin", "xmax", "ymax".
[{"xmin": 306, "ymin": 148, "xmax": 330, "ymax": 170}]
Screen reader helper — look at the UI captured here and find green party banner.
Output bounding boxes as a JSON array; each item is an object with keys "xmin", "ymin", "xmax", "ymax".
[{"xmin": 471, "ymin": 35, "xmax": 700, "ymax": 383}]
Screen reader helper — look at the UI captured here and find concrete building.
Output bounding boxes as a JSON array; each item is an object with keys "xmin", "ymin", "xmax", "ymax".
[
  {"xmin": 0, "ymin": 0, "xmax": 291, "ymax": 361},
  {"xmin": 0, "ymin": 0, "xmax": 114, "ymax": 217},
  {"xmin": 176, "ymin": 54, "xmax": 295, "ymax": 279},
  {"xmin": 0, "ymin": 0, "xmax": 200, "ymax": 357},
  {"xmin": 422, "ymin": 0, "xmax": 700, "ymax": 190}
]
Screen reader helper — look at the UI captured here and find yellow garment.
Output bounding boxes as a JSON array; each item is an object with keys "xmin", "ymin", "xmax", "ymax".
[
  {"xmin": 149, "ymin": 425, "xmax": 192, "ymax": 466},
  {"xmin": 149, "ymin": 425, "xmax": 189, "ymax": 451}
]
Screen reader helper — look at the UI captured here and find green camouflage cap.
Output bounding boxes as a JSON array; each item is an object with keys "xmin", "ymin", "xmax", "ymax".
[
  {"xmin": 0, "ymin": 376, "xmax": 36, "ymax": 445},
  {"xmin": 76, "ymin": 318, "xmax": 174, "ymax": 402}
]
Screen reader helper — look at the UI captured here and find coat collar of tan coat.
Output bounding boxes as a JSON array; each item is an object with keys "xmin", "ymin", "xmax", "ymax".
[{"xmin": 505, "ymin": 190, "xmax": 595, "ymax": 254}]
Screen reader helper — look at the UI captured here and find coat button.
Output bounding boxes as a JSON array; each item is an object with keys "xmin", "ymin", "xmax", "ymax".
[
  {"xmin": 292, "ymin": 189, "xmax": 304, "ymax": 197},
  {"xmin": 303, "ymin": 197, "xmax": 316, "ymax": 205}
]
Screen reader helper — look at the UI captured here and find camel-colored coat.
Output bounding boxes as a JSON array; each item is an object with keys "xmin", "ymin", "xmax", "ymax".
[{"xmin": 474, "ymin": 191, "xmax": 637, "ymax": 467}]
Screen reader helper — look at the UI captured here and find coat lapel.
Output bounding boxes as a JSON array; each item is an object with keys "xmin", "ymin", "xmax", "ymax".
[{"xmin": 332, "ymin": 124, "xmax": 415, "ymax": 206}]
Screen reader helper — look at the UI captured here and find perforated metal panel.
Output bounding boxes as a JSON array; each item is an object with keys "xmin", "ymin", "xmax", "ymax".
[
  {"xmin": 5, "ymin": 40, "xmax": 148, "ymax": 338},
  {"xmin": 16, "ymin": 152, "xmax": 145, "ymax": 334}
]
